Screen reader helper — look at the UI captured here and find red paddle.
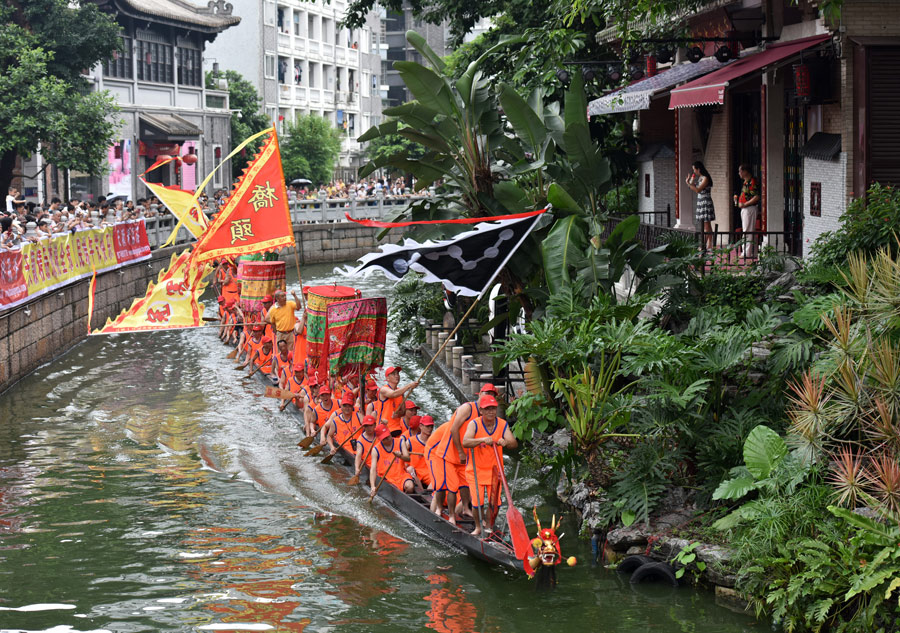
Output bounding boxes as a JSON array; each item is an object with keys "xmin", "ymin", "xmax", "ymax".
[{"xmin": 492, "ymin": 446, "xmax": 531, "ymax": 560}]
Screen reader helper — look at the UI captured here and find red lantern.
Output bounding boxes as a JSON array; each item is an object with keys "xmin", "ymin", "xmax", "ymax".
[
  {"xmin": 182, "ymin": 153, "xmax": 198, "ymax": 165},
  {"xmin": 645, "ymin": 55, "xmax": 657, "ymax": 78},
  {"xmin": 214, "ymin": 146, "xmax": 222, "ymax": 159},
  {"xmin": 114, "ymin": 144, "xmax": 122, "ymax": 159},
  {"xmin": 794, "ymin": 63, "xmax": 811, "ymax": 98}
]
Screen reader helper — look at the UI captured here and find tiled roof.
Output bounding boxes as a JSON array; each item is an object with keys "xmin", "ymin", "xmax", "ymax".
[
  {"xmin": 801, "ymin": 133, "xmax": 842, "ymax": 161},
  {"xmin": 114, "ymin": 0, "xmax": 239, "ymax": 32}
]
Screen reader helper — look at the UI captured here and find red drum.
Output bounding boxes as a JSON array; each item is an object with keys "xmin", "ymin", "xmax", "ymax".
[
  {"xmin": 305, "ymin": 284, "xmax": 360, "ymax": 383},
  {"xmin": 238, "ymin": 260, "xmax": 286, "ymax": 313}
]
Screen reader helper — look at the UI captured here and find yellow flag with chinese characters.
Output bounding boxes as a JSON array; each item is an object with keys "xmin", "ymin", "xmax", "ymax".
[
  {"xmin": 140, "ymin": 178, "xmax": 209, "ymax": 241},
  {"xmin": 91, "ymin": 250, "xmax": 210, "ymax": 334},
  {"xmin": 188, "ymin": 127, "xmax": 294, "ymax": 266}
]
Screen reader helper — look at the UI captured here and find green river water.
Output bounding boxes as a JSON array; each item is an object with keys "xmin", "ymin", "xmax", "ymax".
[{"xmin": 0, "ymin": 262, "xmax": 768, "ymax": 633}]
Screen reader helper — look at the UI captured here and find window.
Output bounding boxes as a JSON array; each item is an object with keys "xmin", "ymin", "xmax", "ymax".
[
  {"xmin": 266, "ymin": 106, "xmax": 277, "ymax": 125},
  {"xmin": 264, "ymin": 1, "xmax": 275, "ymax": 26},
  {"xmin": 136, "ymin": 38, "xmax": 173, "ymax": 83},
  {"xmin": 177, "ymin": 47, "xmax": 201, "ymax": 86},
  {"xmin": 277, "ymin": 56, "xmax": 288, "ymax": 83},
  {"xmin": 293, "ymin": 60, "xmax": 302, "ymax": 85},
  {"xmin": 104, "ymin": 36, "xmax": 133, "ymax": 79},
  {"xmin": 361, "ymin": 71, "xmax": 370, "ymax": 97},
  {"xmin": 293, "ymin": 11, "xmax": 301, "ymax": 36},
  {"xmin": 810, "ymin": 182, "xmax": 822, "ymax": 217},
  {"xmin": 348, "ymin": 69, "xmax": 356, "ymax": 94},
  {"xmin": 308, "ymin": 15, "xmax": 315, "ymax": 40},
  {"xmin": 277, "ymin": 7, "xmax": 285, "ymax": 31},
  {"xmin": 212, "ymin": 145, "xmax": 223, "ymax": 188},
  {"xmin": 644, "ymin": 174, "xmax": 650, "ymax": 198},
  {"xmin": 308, "ymin": 62, "xmax": 317, "ymax": 88},
  {"xmin": 265, "ymin": 54, "xmax": 276, "ymax": 79}
]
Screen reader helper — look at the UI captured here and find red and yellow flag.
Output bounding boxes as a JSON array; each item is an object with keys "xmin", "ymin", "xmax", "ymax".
[
  {"xmin": 91, "ymin": 250, "xmax": 210, "ymax": 334},
  {"xmin": 189, "ymin": 127, "xmax": 294, "ymax": 265}
]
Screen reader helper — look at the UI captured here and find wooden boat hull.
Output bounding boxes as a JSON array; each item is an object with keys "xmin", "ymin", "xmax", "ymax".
[{"xmin": 246, "ymin": 352, "xmax": 521, "ymax": 571}]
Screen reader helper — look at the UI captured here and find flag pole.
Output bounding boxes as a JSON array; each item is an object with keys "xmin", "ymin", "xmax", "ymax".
[{"xmin": 415, "ymin": 214, "xmax": 542, "ymax": 383}]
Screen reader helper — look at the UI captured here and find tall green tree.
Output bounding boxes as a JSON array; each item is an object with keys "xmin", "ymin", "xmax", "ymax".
[
  {"xmin": 0, "ymin": 0, "xmax": 121, "ymax": 196},
  {"xmin": 205, "ymin": 69, "xmax": 272, "ymax": 179},
  {"xmin": 280, "ymin": 115, "xmax": 343, "ymax": 186}
]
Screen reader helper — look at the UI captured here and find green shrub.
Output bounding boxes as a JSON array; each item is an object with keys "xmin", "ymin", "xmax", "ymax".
[
  {"xmin": 808, "ymin": 183, "xmax": 900, "ymax": 269},
  {"xmin": 387, "ymin": 273, "xmax": 446, "ymax": 349}
]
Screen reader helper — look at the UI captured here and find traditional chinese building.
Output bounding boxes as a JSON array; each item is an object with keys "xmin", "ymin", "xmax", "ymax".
[
  {"xmin": 589, "ymin": 0, "xmax": 900, "ymax": 257},
  {"xmin": 73, "ymin": 0, "xmax": 241, "ymax": 202}
]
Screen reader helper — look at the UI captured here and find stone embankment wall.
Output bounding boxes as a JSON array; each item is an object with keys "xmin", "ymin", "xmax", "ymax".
[{"xmin": 0, "ymin": 223, "xmax": 392, "ymax": 393}]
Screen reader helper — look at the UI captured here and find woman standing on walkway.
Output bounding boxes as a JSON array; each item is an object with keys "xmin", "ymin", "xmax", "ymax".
[{"xmin": 686, "ymin": 161, "xmax": 715, "ymax": 249}]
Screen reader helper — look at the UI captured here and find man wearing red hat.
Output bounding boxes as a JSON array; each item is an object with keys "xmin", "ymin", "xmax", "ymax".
[
  {"xmin": 306, "ymin": 384, "xmax": 335, "ymax": 438},
  {"xmin": 238, "ymin": 335, "xmax": 275, "ymax": 380},
  {"xmin": 369, "ymin": 422, "xmax": 413, "ymax": 497},
  {"xmin": 375, "ymin": 366, "xmax": 419, "ymax": 437},
  {"xmin": 462, "ymin": 393, "xmax": 517, "ymax": 536},
  {"xmin": 272, "ymin": 338, "xmax": 293, "ymax": 384},
  {"xmin": 267, "ymin": 289, "xmax": 302, "ymax": 349},
  {"xmin": 407, "ymin": 415, "xmax": 434, "ymax": 492},
  {"xmin": 280, "ymin": 362, "xmax": 307, "ymax": 412},
  {"xmin": 426, "ymin": 383, "xmax": 499, "ymax": 523},
  {"xmin": 220, "ymin": 299, "xmax": 243, "ymax": 344},
  {"xmin": 216, "ymin": 295, "xmax": 226, "ymax": 320},
  {"xmin": 400, "ymin": 401, "xmax": 419, "ymax": 441},
  {"xmin": 321, "ymin": 391, "xmax": 363, "ymax": 454},
  {"xmin": 354, "ymin": 415, "xmax": 379, "ymax": 476}
]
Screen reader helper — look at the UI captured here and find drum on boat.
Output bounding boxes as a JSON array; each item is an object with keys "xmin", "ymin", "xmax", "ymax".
[
  {"xmin": 305, "ymin": 284, "xmax": 360, "ymax": 382},
  {"xmin": 238, "ymin": 260, "xmax": 286, "ymax": 313}
]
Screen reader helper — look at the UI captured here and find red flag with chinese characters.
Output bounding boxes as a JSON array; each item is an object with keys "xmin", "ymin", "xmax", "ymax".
[{"xmin": 189, "ymin": 127, "xmax": 295, "ymax": 265}]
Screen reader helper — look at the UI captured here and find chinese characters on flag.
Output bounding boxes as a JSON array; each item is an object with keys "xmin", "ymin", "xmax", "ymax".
[{"xmin": 189, "ymin": 127, "xmax": 295, "ymax": 265}]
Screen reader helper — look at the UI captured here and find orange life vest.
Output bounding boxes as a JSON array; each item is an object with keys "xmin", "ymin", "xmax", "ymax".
[
  {"xmin": 372, "ymin": 436, "xmax": 410, "ymax": 489},
  {"xmin": 256, "ymin": 345, "xmax": 274, "ymax": 374},
  {"xmin": 433, "ymin": 402, "xmax": 480, "ymax": 465},
  {"xmin": 409, "ymin": 433, "xmax": 431, "ymax": 486},
  {"xmin": 312, "ymin": 399, "xmax": 336, "ymax": 429},
  {"xmin": 357, "ymin": 430, "xmax": 377, "ymax": 467},
  {"xmin": 274, "ymin": 351, "xmax": 293, "ymax": 379},
  {"xmin": 375, "ymin": 390, "xmax": 404, "ymax": 433},
  {"xmin": 330, "ymin": 410, "xmax": 362, "ymax": 446},
  {"xmin": 465, "ymin": 416, "xmax": 509, "ymax": 488}
]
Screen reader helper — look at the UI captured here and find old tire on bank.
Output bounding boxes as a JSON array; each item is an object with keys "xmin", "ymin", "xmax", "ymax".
[
  {"xmin": 616, "ymin": 555, "xmax": 654, "ymax": 575},
  {"xmin": 629, "ymin": 561, "xmax": 679, "ymax": 587}
]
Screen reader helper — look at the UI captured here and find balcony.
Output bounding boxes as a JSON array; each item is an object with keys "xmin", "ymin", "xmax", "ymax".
[
  {"xmin": 279, "ymin": 84, "xmax": 292, "ymax": 100},
  {"xmin": 322, "ymin": 42, "xmax": 334, "ymax": 58},
  {"xmin": 277, "ymin": 31, "xmax": 291, "ymax": 51},
  {"xmin": 308, "ymin": 40, "xmax": 319, "ymax": 54},
  {"xmin": 323, "ymin": 89, "xmax": 334, "ymax": 102},
  {"xmin": 294, "ymin": 37, "xmax": 306, "ymax": 53},
  {"xmin": 309, "ymin": 88, "xmax": 321, "ymax": 104}
]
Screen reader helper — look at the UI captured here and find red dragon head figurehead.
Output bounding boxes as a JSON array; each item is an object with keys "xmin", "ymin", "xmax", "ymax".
[{"xmin": 525, "ymin": 507, "xmax": 576, "ymax": 587}]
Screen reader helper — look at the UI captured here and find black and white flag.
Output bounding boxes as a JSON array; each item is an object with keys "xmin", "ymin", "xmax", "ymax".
[{"xmin": 345, "ymin": 214, "xmax": 542, "ymax": 298}]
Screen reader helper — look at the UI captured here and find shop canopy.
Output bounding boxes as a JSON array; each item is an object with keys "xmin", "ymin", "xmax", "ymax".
[
  {"xmin": 669, "ymin": 34, "xmax": 831, "ymax": 108},
  {"xmin": 588, "ymin": 56, "xmax": 732, "ymax": 116},
  {"xmin": 139, "ymin": 113, "xmax": 202, "ymax": 142}
]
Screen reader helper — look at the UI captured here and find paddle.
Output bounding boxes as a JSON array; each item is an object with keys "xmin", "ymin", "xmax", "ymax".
[
  {"xmin": 470, "ymin": 448, "xmax": 485, "ymax": 535},
  {"xmin": 492, "ymin": 445, "xmax": 531, "ymax": 560},
  {"xmin": 348, "ymin": 439, "xmax": 377, "ymax": 485},
  {"xmin": 369, "ymin": 455, "xmax": 398, "ymax": 504},
  {"xmin": 297, "ymin": 435, "xmax": 316, "ymax": 449},
  {"xmin": 226, "ymin": 348, "xmax": 238, "ymax": 360},
  {"xmin": 305, "ymin": 442, "xmax": 327, "ymax": 457},
  {"xmin": 321, "ymin": 426, "xmax": 363, "ymax": 464},
  {"xmin": 264, "ymin": 385, "xmax": 302, "ymax": 400}
]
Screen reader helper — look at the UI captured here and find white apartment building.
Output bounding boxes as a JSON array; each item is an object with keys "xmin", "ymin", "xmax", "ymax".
[{"xmin": 206, "ymin": 0, "xmax": 383, "ymax": 182}]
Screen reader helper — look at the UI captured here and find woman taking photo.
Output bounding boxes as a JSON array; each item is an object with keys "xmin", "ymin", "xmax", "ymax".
[{"xmin": 685, "ymin": 161, "xmax": 714, "ymax": 249}]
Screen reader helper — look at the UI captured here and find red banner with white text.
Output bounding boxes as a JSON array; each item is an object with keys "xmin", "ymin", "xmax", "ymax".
[{"xmin": 0, "ymin": 221, "xmax": 152, "ymax": 311}]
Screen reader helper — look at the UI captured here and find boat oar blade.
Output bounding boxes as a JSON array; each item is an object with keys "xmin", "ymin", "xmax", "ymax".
[
  {"xmin": 320, "ymin": 452, "xmax": 336, "ymax": 464},
  {"xmin": 305, "ymin": 444, "xmax": 325, "ymax": 457},
  {"xmin": 347, "ymin": 474, "xmax": 360, "ymax": 486},
  {"xmin": 506, "ymin": 505, "xmax": 532, "ymax": 560},
  {"xmin": 265, "ymin": 386, "xmax": 298, "ymax": 400},
  {"xmin": 297, "ymin": 436, "xmax": 316, "ymax": 449},
  {"xmin": 226, "ymin": 349, "xmax": 238, "ymax": 359}
]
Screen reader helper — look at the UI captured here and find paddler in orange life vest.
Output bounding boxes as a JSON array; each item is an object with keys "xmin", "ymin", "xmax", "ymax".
[
  {"xmin": 369, "ymin": 423, "xmax": 413, "ymax": 497},
  {"xmin": 461, "ymin": 393, "xmax": 518, "ymax": 536},
  {"xmin": 219, "ymin": 260, "xmax": 240, "ymax": 303},
  {"xmin": 279, "ymin": 361, "xmax": 307, "ymax": 411},
  {"xmin": 376, "ymin": 366, "xmax": 419, "ymax": 437},
  {"xmin": 321, "ymin": 391, "xmax": 363, "ymax": 455},
  {"xmin": 354, "ymin": 414, "xmax": 379, "ymax": 478},
  {"xmin": 426, "ymin": 383, "xmax": 500, "ymax": 524},
  {"xmin": 407, "ymin": 414, "xmax": 434, "ymax": 493},
  {"xmin": 272, "ymin": 338, "xmax": 293, "ymax": 384},
  {"xmin": 238, "ymin": 323, "xmax": 264, "ymax": 364},
  {"xmin": 240, "ymin": 335, "xmax": 274, "ymax": 379},
  {"xmin": 306, "ymin": 384, "xmax": 335, "ymax": 438},
  {"xmin": 399, "ymin": 400, "xmax": 420, "ymax": 441},
  {"xmin": 217, "ymin": 295, "xmax": 226, "ymax": 320},
  {"xmin": 220, "ymin": 299, "xmax": 243, "ymax": 344}
]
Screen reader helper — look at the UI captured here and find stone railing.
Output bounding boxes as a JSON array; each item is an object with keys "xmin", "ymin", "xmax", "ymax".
[{"xmin": 288, "ymin": 194, "xmax": 425, "ymax": 224}]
